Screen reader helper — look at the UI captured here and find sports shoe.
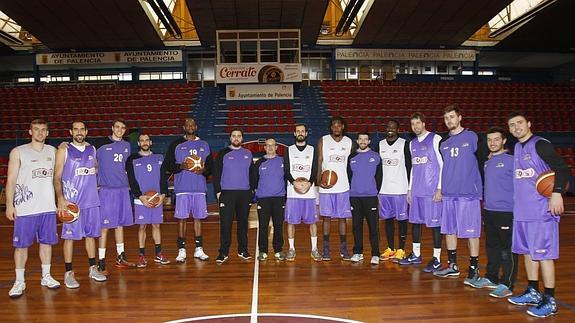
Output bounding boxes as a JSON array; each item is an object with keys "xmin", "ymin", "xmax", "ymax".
[
  {"xmin": 238, "ymin": 251, "xmax": 252, "ymax": 260},
  {"xmin": 322, "ymin": 243, "xmax": 331, "ymax": 261},
  {"xmin": 89, "ymin": 265, "xmax": 107, "ymax": 282},
  {"xmin": 193, "ymin": 247, "xmax": 209, "ymax": 261},
  {"xmin": 490, "ymin": 284, "xmax": 513, "ymax": 298},
  {"xmin": 508, "ymin": 286, "xmax": 542, "ymax": 306},
  {"xmin": 137, "ymin": 255, "xmax": 148, "ymax": 268},
  {"xmin": 257, "ymin": 252, "xmax": 268, "ymax": 261},
  {"xmin": 470, "ymin": 277, "xmax": 498, "ymax": 289},
  {"xmin": 434, "ymin": 263, "xmax": 460, "ymax": 278},
  {"xmin": 40, "ymin": 274, "xmax": 61, "ymax": 289},
  {"xmin": 350, "ymin": 253, "xmax": 364, "ymax": 263},
  {"xmin": 116, "ymin": 253, "xmax": 136, "ymax": 268},
  {"xmin": 391, "ymin": 249, "xmax": 406, "ymax": 263},
  {"xmin": 527, "ymin": 295, "xmax": 558, "ymax": 318},
  {"xmin": 274, "ymin": 252, "xmax": 286, "ymax": 261},
  {"xmin": 176, "ymin": 248, "xmax": 187, "ymax": 263},
  {"xmin": 370, "ymin": 256, "xmax": 380, "ymax": 265},
  {"xmin": 8, "ymin": 281, "xmax": 26, "ymax": 298},
  {"xmin": 286, "ymin": 249, "xmax": 296, "ymax": 261},
  {"xmin": 398, "ymin": 253, "xmax": 422, "ymax": 265},
  {"xmin": 380, "ymin": 248, "xmax": 396, "ymax": 261},
  {"xmin": 423, "ymin": 257, "xmax": 441, "ymax": 273},
  {"xmin": 311, "ymin": 249, "xmax": 322, "ymax": 262},
  {"xmin": 64, "ymin": 271, "xmax": 80, "ymax": 289},
  {"xmin": 154, "ymin": 252, "xmax": 171, "ymax": 265},
  {"xmin": 463, "ymin": 268, "xmax": 480, "ymax": 287},
  {"xmin": 340, "ymin": 243, "xmax": 351, "ymax": 261},
  {"xmin": 215, "ymin": 254, "xmax": 228, "ymax": 264}
]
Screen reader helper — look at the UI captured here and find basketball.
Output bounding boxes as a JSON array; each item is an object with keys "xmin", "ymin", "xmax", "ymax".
[
  {"xmin": 320, "ymin": 170, "xmax": 338, "ymax": 188},
  {"xmin": 57, "ymin": 202, "xmax": 80, "ymax": 224},
  {"xmin": 293, "ymin": 177, "xmax": 311, "ymax": 194},
  {"xmin": 144, "ymin": 190, "xmax": 162, "ymax": 208},
  {"xmin": 536, "ymin": 171, "xmax": 555, "ymax": 198},
  {"xmin": 184, "ymin": 154, "xmax": 204, "ymax": 173}
]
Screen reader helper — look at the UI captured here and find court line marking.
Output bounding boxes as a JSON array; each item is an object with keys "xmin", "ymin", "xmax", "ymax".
[
  {"xmin": 251, "ymin": 224, "xmax": 260, "ymax": 323},
  {"xmin": 166, "ymin": 313, "xmax": 362, "ymax": 323}
]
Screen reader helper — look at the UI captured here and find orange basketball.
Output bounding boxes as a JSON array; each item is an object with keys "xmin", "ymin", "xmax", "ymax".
[
  {"xmin": 58, "ymin": 202, "xmax": 80, "ymax": 224},
  {"xmin": 294, "ymin": 177, "xmax": 311, "ymax": 194},
  {"xmin": 185, "ymin": 154, "xmax": 204, "ymax": 173},
  {"xmin": 144, "ymin": 190, "xmax": 162, "ymax": 208},
  {"xmin": 320, "ymin": 170, "xmax": 338, "ymax": 188},
  {"xmin": 536, "ymin": 171, "xmax": 554, "ymax": 198}
]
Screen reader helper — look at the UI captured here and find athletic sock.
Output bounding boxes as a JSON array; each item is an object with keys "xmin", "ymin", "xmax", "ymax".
[
  {"xmin": 528, "ymin": 280, "xmax": 539, "ymax": 292},
  {"xmin": 311, "ymin": 236, "xmax": 317, "ymax": 250},
  {"xmin": 195, "ymin": 236, "xmax": 203, "ymax": 248},
  {"xmin": 88, "ymin": 258, "xmax": 96, "ymax": 267},
  {"xmin": 65, "ymin": 262, "xmax": 73, "ymax": 272},
  {"xmin": 15, "ymin": 269, "xmax": 25, "ymax": 282},
  {"xmin": 412, "ymin": 243, "xmax": 421, "ymax": 257},
  {"xmin": 116, "ymin": 243, "xmax": 125, "ymax": 255},
  {"xmin": 448, "ymin": 249, "xmax": 457, "ymax": 264},
  {"xmin": 289, "ymin": 238, "xmax": 295, "ymax": 250},
  {"xmin": 155, "ymin": 244, "xmax": 162, "ymax": 254}
]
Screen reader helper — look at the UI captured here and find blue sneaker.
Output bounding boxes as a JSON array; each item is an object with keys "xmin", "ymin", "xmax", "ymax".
[
  {"xmin": 423, "ymin": 257, "xmax": 441, "ymax": 273},
  {"xmin": 463, "ymin": 268, "xmax": 480, "ymax": 287},
  {"xmin": 433, "ymin": 263, "xmax": 460, "ymax": 278},
  {"xmin": 322, "ymin": 243, "xmax": 331, "ymax": 261},
  {"xmin": 398, "ymin": 253, "xmax": 422, "ymax": 265},
  {"xmin": 527, "ymin": 295, "xmax": 557, "ymax": 318},
  {"xmin": 508, "ymin": 287, "xmax": 542, "ymax": 306},
  {"xmin": 489, "ymin": 284, "xmax": 513, "ymax": 298},
  {"xmin": 470, "ymin": 277, "xmax": 498, "ymax": 289}
]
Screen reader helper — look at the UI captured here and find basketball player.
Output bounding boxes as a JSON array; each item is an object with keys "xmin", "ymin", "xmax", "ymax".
[
  {"xmin": 473, "ymin": 127, "xmax": 518, "ymax": 297},
  {"xmin": 316, "ymin": 116, "xmax": 353, "ymax": 261},
  {"xmin": 161, "ymin": 118, "xmax": 211, "ymax": 262},
  {"xmin": 434, "ymin": 106, "xmax": 483, "ymax": 283},
  {"xmin": 94, "ymin": 119, "xmax": 135, "ymax": 273},
  {"xmin": 126, "ymin": 134, "xmax": 170, "ymax": 267},
  {"xmin": 348, "ymin": 132, "xmax": 382, "ymax": 265},
  {"xmin": 283, "ymin": 124, "xmax": 321, "ymax": 261},
  {"xmin": 378, "ymin": 119, "xmax": 411, "ymax": 262},
  {"xmin": 401, "ymin": 113, "xmax": 443, "ymax": 273},
  {"xmin": 54, "ymin": 121, "xmax": 107, "ymax": 288},
  {"xmin": 507, "ymin": 112, "xmax": 568, "ymax": 318},
  {"xmin": 6, "ymin": 119, "xmax": 60, "ymax": 298},
  {"xmin": 251, "ymin": 138, "xmax": 286, "ymax": 261},
  {"xmin": 213, "ymin": 128, "xmax": 254, "ymax": 263}
]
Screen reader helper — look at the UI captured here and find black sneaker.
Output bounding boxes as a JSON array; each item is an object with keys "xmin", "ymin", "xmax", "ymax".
[
  {"xmin": 238, "ymin": 251, "xmax": 252, "ymax": 260},
  {"xmin": 215, "ymin": 254, "xmax": 228, "ymax": 264}
]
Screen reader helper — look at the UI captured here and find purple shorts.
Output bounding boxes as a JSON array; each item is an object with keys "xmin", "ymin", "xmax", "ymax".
[
  {"xmin": 440, "ymin": 197, "xmax": 481, "ymax": 238},
  {"xmin": 174, "ymin": 193, "xmax": 208, "ymax": 220},
  {"xmin": 512, "ymin": 219, "xmax": 559, "ymax": 261},
  {"xmin": 319, "ymin": 192, "xmax": 352, "ymax": 218},
  {"xmin": 409, "ymin": 196, "xmax": 442, "ymax": 227},
  {"xmin": 285, "ymin": 198, "xmax": 318, "ymax": 225},
  {"xmin": 62, "ymin": 207, "xmax": 101, "ymax": 240},
  {"xmin": 378, "ymin": 194, "xmax": 408, "ymax": 220},
  {"xmin": 134, "ymin": 203, "xmax": 164, "ymax": 225},
  {"xmin": 99, "ymin": 187, "xmax": 133, "ymax": 228},
  {"xmin": 13, "ymin": 212, "xmax": 58, "ymax": 248}
]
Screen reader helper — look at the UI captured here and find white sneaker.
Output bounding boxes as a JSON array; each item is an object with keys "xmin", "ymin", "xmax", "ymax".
[
  {"xmin": 370, "ymin": 256, "xmax": 380, "ymax": 265},
  {"xmin": 8, "ymin": 281, "xmax": 26, "ymax": 298},
  {"xmin": 176, "ymin": 248, "xmax": 187, "ymax": 263},
  {"xmin": 41, "ymin": 274, "xmax": 61, "ymax": 289},
  {"xmin": 193, "ymin": 247, "xmax": 209, "ymax": 261},
  {"xmin": 89, "ymin": 265, "xmax": 107, "ymax": 282},
  {"xmin": 350, "ymin": 253, "xmax": 364, "ymax": 263},
  {"xmin": 64, "ymin": 271, "xmax": 80, "ymax": 289}
]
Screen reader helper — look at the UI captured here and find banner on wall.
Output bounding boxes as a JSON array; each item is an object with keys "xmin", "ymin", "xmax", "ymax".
[
  {"xmin": 226, "ymin": 84, "xmax": 294, "ymax": 100},
  {"xmin": 36, "ymin": 50, "xmax": 183, "ymax": 65},
  {"xmin": 217, "ymin": 63, "xmax": 302, "ymax": 84},
  {"xmin": 335, "ymin": 48, "xmax": 476, "ymax": 61}
]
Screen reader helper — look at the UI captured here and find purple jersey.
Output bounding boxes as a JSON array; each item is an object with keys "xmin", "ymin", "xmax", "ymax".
[
  {"xmin": 484, "ymin": 153, "xmax": 514, "ymax": 212},
  {"xmin": 96, "ymin": 138, "xmax": 130, "ymax": 188},
  {"xmin": 255, "ymin": 156, "xmax": 286, "ymax": 198},
  {"xmin": 410, "ymin": 133, "xmax": 440, "ymax": 197},
  {"xmin": 220, "ymin": 148, "xmax": 252, "ymax": 191},
  {"xmin": 131, "ymin": 154, "xmax": 163, "ymax": 193},
  {"xmin": 174, "ymin": 139, "xmax": 211, "ymax": 193},
  {"xmin": 349, "ymin": 150, "xmax": 381, "ymax": 197},
  {"xmin": 440, "ymin": 129, "xmax": 482, "ymax": 198},
  {"xmin": 513, "ymin": 136, "xmax": 554, "ymax": 222},
  {"xmin": 62, "ymin": 145, "xmax": 100, "ymax": 208}
]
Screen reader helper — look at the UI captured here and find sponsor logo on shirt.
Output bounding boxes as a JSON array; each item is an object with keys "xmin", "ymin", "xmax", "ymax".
[
  {"xmin": 328, "ymin": 154, "xmax": 345, "ymax": 163},
  {"xmin": 32, "ymin": 168, "xmax": 53, "ymax": 178},
  {"xmin": 75, "ymin": 167, "xmax": 96, "ymax": 176},
  {"xmin": 535, "ymin": 249, "xmax": 547, "ymax": 253},
  {"xmin": 293, "ymin": 164, "xmax": 311, "ymax": 172},
  {"xmin": 412, "ymin": 156, "xmax": 428, "ymax": 165},
  {"xmin": 383, "ymin": 158, "xmax": 399, "ymax": 166},
  {"xmin": 515, "ymin": 168, "xmax": 535, "ymax": 179}
]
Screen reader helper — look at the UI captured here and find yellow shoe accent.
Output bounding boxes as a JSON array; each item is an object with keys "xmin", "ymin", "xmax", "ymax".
[
  {"xmin": 380, "ymin": 248, "xmax": 396, "ymax": 261},
  {"xmin": 391, "ymin": 249, "xmax": 406, "ymax": 262}
]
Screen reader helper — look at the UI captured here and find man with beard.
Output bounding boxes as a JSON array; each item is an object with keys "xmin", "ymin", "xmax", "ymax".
[
  {"xmin": 435, "ymin": 106, "xmax": 483, "ymax": 283},
  {"xmin": 316, "ymin": 116, "xmax": 353, "ymax": 261},
  {"xmin": 54, "ymin": 121, "xmax": 107, "ymax": 289},
  {"xmin": 378, "ymin": 119, "xmax": 411, "ymax": 263},
  {"xmin": 283, "ymin": 124, "xmax": 321, "ymax": 261},
  {"xmin": 507, "ymin": 112, "xmax": 568, "ymax": 318},
  {"xmin": 213, "ymin": 128, "xmax": 255, "ymax": 264},
  {"xmin": 400, "ymin": 113, "xmax": 444, "ymax": 273},
  {"xmin": 348, "ymin": 132, "xmax": 382, "ymax": 265},
  {"xmin": 126, "ymin": 134, "xmax": 170, "ymax": 267},
  {"xmin": 6, "ymin": 119, "xmax": 60, "ymax": 298},
  {"xmin": 161, "ymin": 118, "xmax": 212, "ymax": 263}
]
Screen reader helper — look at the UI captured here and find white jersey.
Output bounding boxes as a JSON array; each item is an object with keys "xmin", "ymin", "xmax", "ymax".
[
  {"xmin": 320, "ymin": 135, "xmax": 352, "ymax": 193},
  {"xmin": 379, "ymin": 138, "xmax": 408, "ymax": 194},
  {"xmin": 286, "ymin": 145, "xmax": 317, "ymax": 199},
  {"xmin": 14, "ymin": 144, "xmax": 57, "ymax": 217}
]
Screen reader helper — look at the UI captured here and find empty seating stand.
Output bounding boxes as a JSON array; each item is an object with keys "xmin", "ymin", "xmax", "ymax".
[{"xmin": 225, "ymin": 103, "xmax": 296, "ymax": 134}]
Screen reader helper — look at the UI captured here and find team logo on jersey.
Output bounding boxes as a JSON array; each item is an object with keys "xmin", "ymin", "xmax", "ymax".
[
  {"xmin": 261, "ymin": 167, "xmax": 267, "ymax": 170},
  {"xmin": 32, "ymin": 168, "xmax": 53, "ymax": 178},
  {"xmin": 393, "ymin": 150, "xmax": 398, "ymax": 153},
  {"xmin": 496, "ymin": 163, "xmax": 505, "ymax": 168},
  {"xmin": 369, "ymin": 158, "xmax": 376, "ymax": 163},
  {"xmin": 523, "ymin": 154, "xmax": 531, "ymax": 161},
  {"xmin": 293, "ymin": 164, "xmax": 311, "ymax": 172},
  {"xmin": 535, "ymin": 249, "xmax": 547, "ymax": 254},
  {"xmin": 328, "ymin": 154, "xmax": 345, "ymax": 163},
  {"xmin": 13, "ymin": 236, "xmax": 19, "ymax": 242},
  {"xmin": 106, "ymin": 148, "xmax": 113, "ymax": 151},
  {"xmin": 462, "ymin": 142, "xmax": 470, "ymax": 147},
  {"xmin": 442, "ymin": 146, "xmax": 449, "ymax": 150},
  {"xmin": 135, "ymin": 163, "xmax": 142, "ymax": 167},
  {"xmin": 340, "ymin": 147, "xmax": 347, "ymax": 151},
  {"xmin": 244, "ymin": 155, "xmax": 249, "ymax": 159},
  {"xmin": 88, "ymin": 155, "xmax": 94, "ymax": 160},
  {"xmin": 63, "ymin": 180, "xmax": 79, "ymax": 200},
  {"xmin": 228, "ymin": 156, "xmax": 235, "ymax": 160},
  {"xmin": 383, "ymin": 158, "xmax": 399, "ymax": 166},
  {"xmin": 412, "ymin": 156, "xmax": 428, "ymax": 165},
  {"xmin": 75, "ymin": 167, "xmax": 96, "ymax": 176},
  {"xmin": 199, "ymin": 148, "xmax": 205, "ymax": 152},
  {"xmin": 14, "ymin": 184, "xmax": 33, "ymax": 206},
  {"xmin": 124, "ymin": 148, "xmax": 128, "ymax": 153},
  {"xmin": 515, "ymin": 168, "xmax": 535, "ymax": 179}
]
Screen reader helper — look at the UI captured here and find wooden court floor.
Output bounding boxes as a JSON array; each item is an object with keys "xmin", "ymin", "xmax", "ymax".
[{"xmin": 1, "ymin": 198, "xmax": 574, "ymax": 322}]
